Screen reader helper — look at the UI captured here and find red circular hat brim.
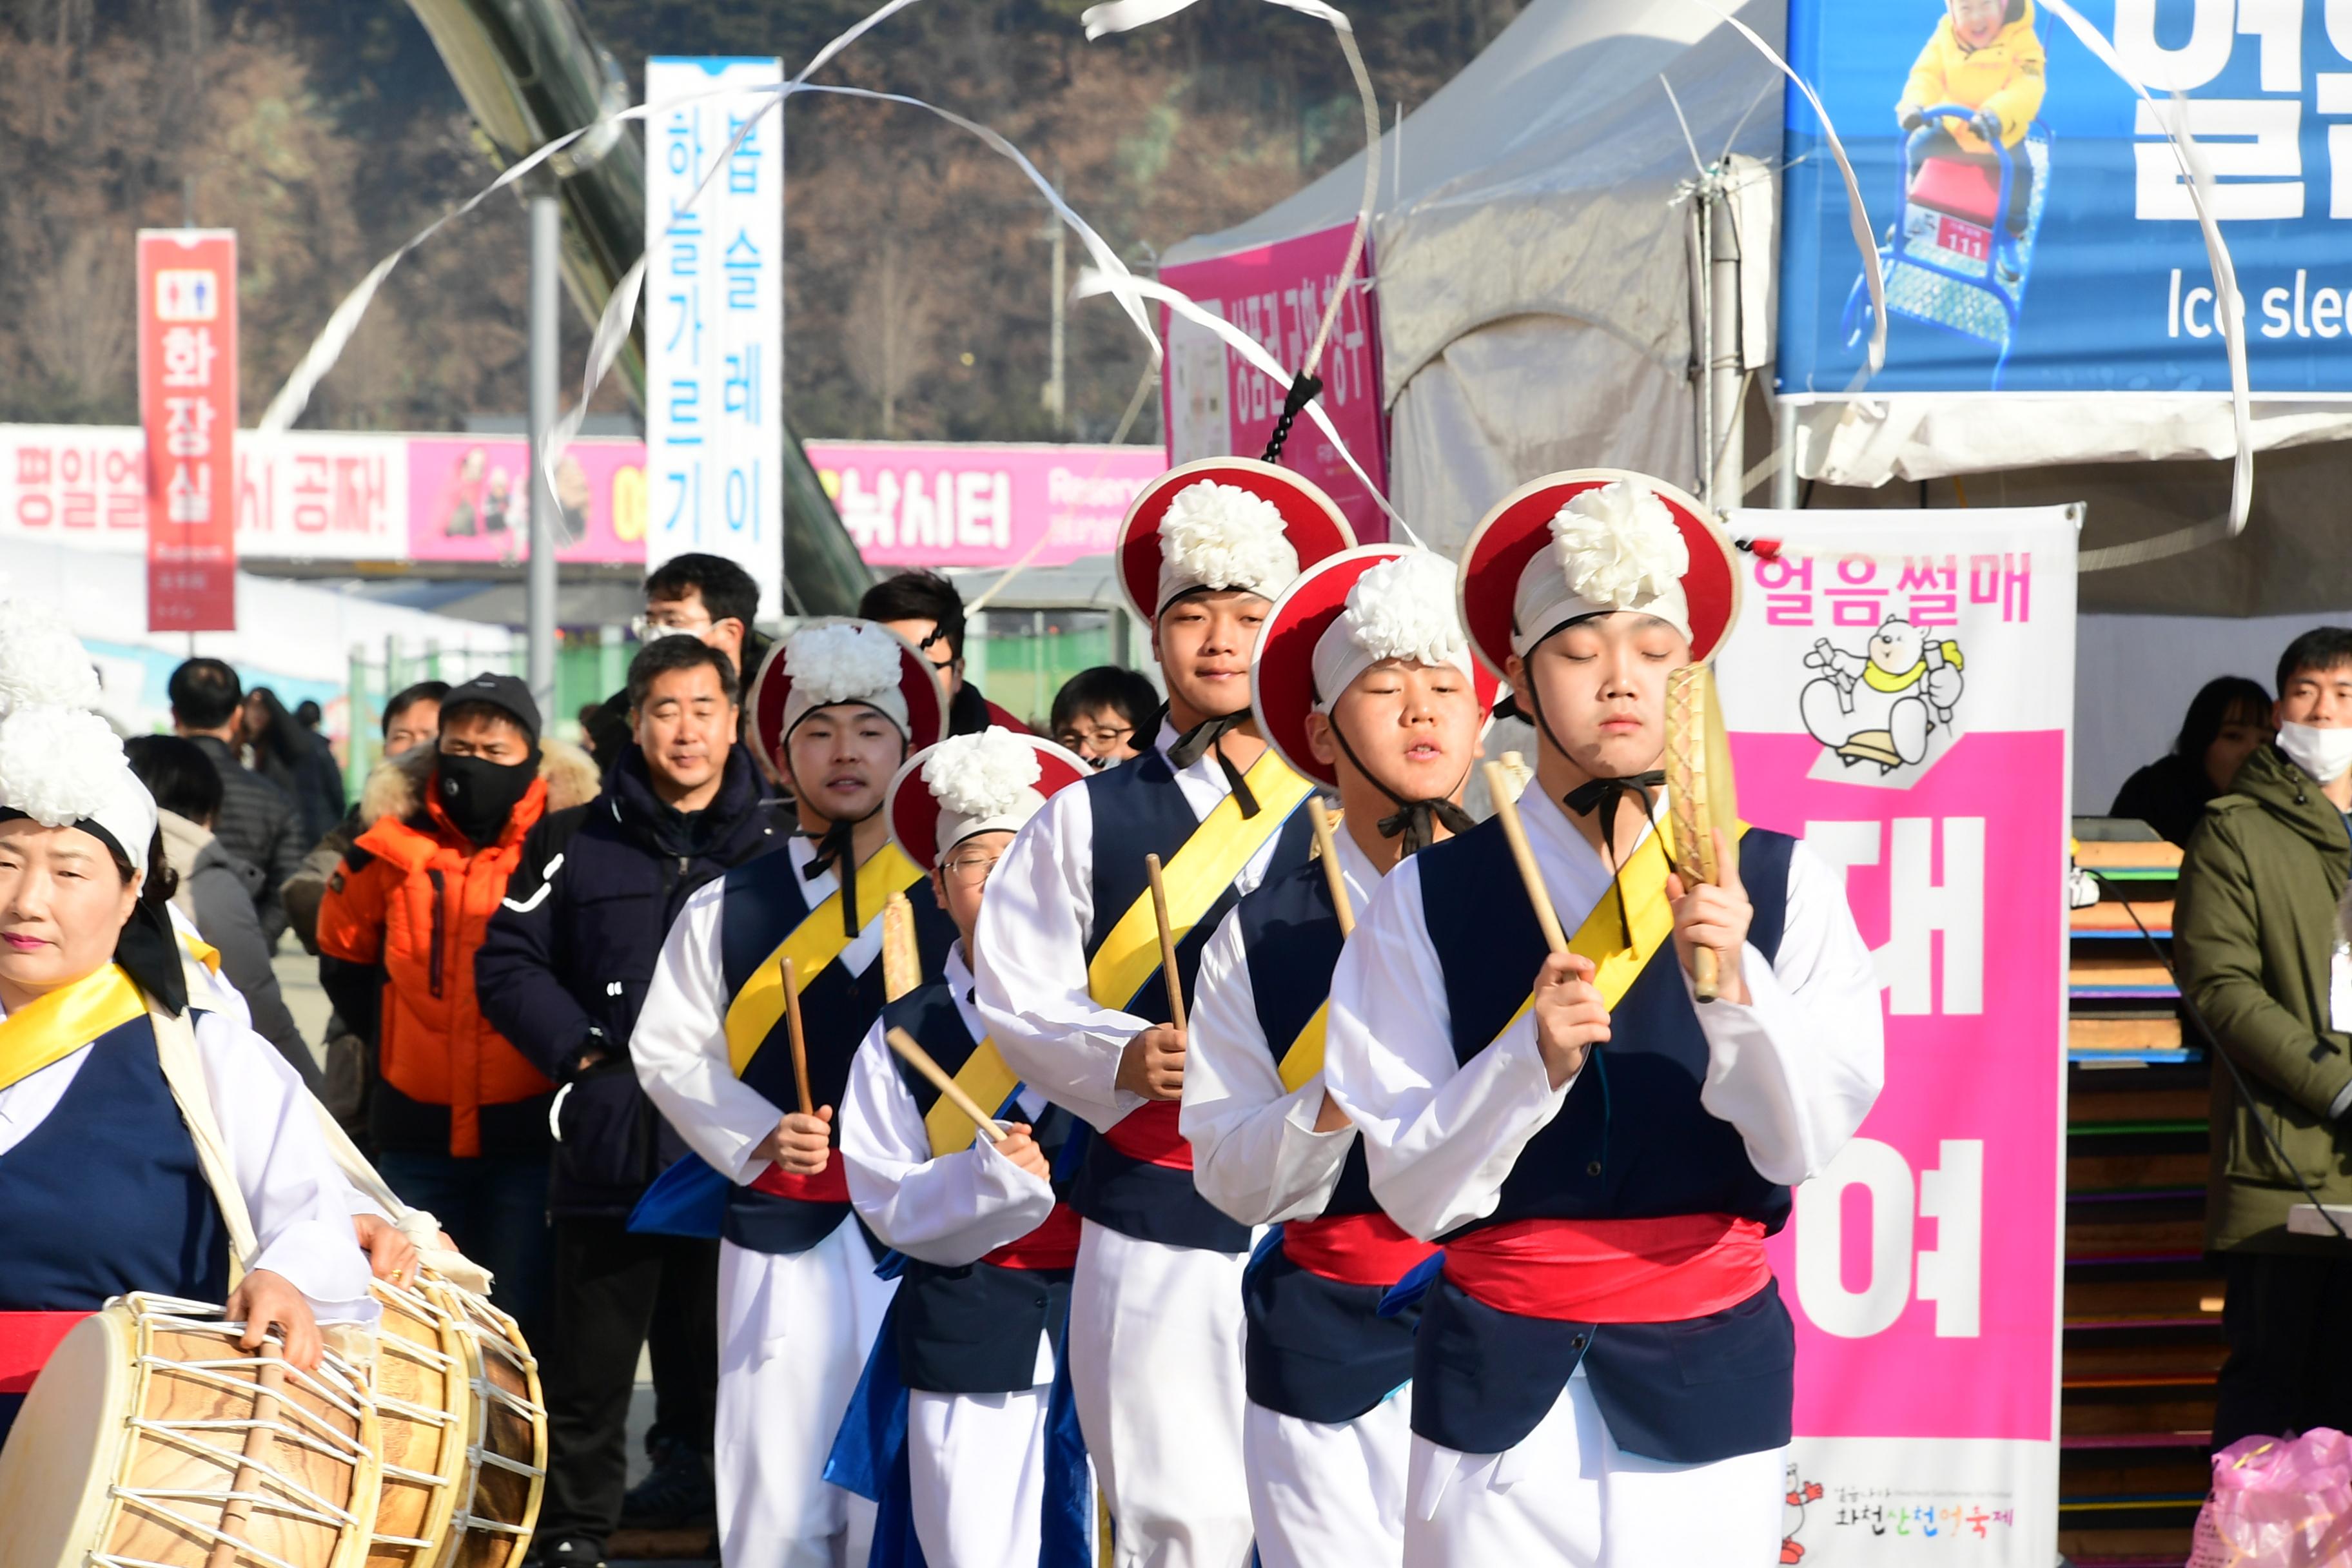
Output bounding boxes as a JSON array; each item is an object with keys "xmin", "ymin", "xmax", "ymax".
[
  {"xmin": 1456, "ymin": 469, "xmax": 1742, "ymax": 678},
  {"xmin": 886, "ymin": 734, "xmax": 1092, "ymax": 868},
  {"xmin": 1251, "ymin": 545, "xmax": 1502, "ymax": 790},
  {"xmin": 747, "ymin": 620, "xmax": 945, "ymax": 784},
  {"xmin": 1116, "ymin": 456, "xmax": 1357, "ymax": 624}
]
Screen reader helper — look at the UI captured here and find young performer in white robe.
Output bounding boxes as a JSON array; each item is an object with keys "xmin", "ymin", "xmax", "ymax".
[
  {"xmin": 974, "ymin": 460, "xmax": 1353, "ymax": 1568},
  {"xmin": 835, "ymin": 727, "xmax": 1097, "ymax": 1568},
  {"xmin": 1183, "ymin": 547, "xmax": 1496, "ymax": 1567},
  {"xmin": 632, "ymin": 621, "xmax": 957, "ymax": 1568},
  {"xmin": 0, "ymin": 630, "xmax": 374, "ymax": 1447},
  {"xmin": 1323, "ymin": 474, "xmax": 1885, "ymax": 1566}
]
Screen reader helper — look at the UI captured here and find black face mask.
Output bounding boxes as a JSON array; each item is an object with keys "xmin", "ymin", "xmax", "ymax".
[{"xmin": 436, "ymin": 751, "xmax": 538, "ymax": 847}]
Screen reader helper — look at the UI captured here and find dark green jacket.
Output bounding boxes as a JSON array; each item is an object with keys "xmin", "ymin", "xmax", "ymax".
[{"xmin": 2175, "ymin": 743, "xmax": 2352, "ymax": 1252}]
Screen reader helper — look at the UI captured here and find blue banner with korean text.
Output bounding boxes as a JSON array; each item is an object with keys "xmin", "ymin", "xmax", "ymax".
[{"xmin": 1778, "ymin": 0, "xmax": 2352, "ymax": 395}]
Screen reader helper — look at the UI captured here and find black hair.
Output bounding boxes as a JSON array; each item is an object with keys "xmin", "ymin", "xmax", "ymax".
[
  {"xmin": 2277, "ymin": 629, "xmax": 2352, "ymax": 703},
  {"xmin": 2173, "ymin": 675, "xmax": 2273, "ymax": 761},
  {"xmin": 124, "ymin": 734, "xmax": 226, "ymax": 827},
  {"xmin": 628, "ymin": 634, "xmax": 741, "ymax": 711},
  {"xmin": 1050, "ymin": 665, "xmax": 1161, "ymax": 736},
  {"xmin": 242, "ymin": 685, "xmax": 306, "ymax": 770},
  {"xmin": 166, "ymin": 657, "xmax": 242, "ymax": 731},
  {"xmin": 383, "ymin": 680, "xmax": 452, "ymax": 738},
  {"xmin": 859, "ymin": 569, "xmax": 967, "ymax": 661},
  {"xmin": 645, "ymin": 553, "xmax": 760, "ymax": 637},
  {"xmin": 293, "ymin": 699, "xmax": 322, "ymax": 729}
]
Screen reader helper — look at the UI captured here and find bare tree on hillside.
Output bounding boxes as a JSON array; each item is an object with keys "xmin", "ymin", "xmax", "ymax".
[
  {"xmin": 843, "ymin": 237, "xmax": 939, "ymax": 437},
  {"xmin": 23, "ymin": 228, "xmax": 133, "ymax": 407}
]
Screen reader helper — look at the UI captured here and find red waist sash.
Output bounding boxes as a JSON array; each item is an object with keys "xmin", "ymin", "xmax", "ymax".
[
  {"xmin": 0, "ymin": 1311, "xmax": 89, "ymax": 1394},
  {"xmin": 983, "ymin": 1202, "xmax": 1083, "ymax": 1271},
  {"xmin": 748, "ymin": 1157, "xmax": 851, "ymax": 1205},
  {"xmin": 1282, "ymin": 1211, "xmax": 1439, "ymax": 1289},
  {"xmin": 1099, "ymin": 1099, "xmax": 1192, "ymax": 1170},
  {"xmin": 1442, "ymin": 1214, "xmax": 1770, "ymax": 1324}
]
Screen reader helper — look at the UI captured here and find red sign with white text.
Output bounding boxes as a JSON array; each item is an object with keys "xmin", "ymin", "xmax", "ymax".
[{"xmin": 137, "ymin": 230, "xmax": 237, "ymax": 631}]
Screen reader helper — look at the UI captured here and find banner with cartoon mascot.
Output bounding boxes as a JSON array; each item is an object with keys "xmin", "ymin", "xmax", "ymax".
[{"xmin": 1718, "ymin": 505, "xmax": 2077, "ymax": 1564}]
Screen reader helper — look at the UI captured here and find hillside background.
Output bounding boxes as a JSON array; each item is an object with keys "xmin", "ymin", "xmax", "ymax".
[{"xmin": 0, "ymin": 0, "xmax": 1524, "ymax": 444}]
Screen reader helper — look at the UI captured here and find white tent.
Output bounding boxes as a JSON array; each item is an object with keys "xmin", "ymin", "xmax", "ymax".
[{"xmin": 1161, "ymin": 0, "xmax": 2352, "ymax": 614}]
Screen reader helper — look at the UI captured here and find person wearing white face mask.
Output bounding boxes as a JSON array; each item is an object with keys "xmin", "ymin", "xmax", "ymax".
[{"xmin": 2177, "ymin": 627, "xmax": 2352, "ymax": 1452}]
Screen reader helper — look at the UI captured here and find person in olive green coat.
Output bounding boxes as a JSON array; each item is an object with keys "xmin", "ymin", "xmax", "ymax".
[{"xmin": 2175, "ymin": 626, "xmax": 2352, "ymax": 1449}]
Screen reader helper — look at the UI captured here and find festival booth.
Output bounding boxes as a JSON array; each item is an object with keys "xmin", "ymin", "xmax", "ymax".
[{"xmin": 1155, "ymin": 1, "xmax": 2347, "ymax": 1562}]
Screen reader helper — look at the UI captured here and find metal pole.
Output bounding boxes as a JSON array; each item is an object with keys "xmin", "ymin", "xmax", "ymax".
[
  {"xmin": 1707, "ymin": 184, "xmax": 1745, "ymax": 513},
  {"xmin": 1772, "ymin": 398, "xmax": 1801, "ymax": 511},
  {"xmin": 1046, "ymin": 217, "xmax": 1068, "ymax": 433},
  {"xmin": 527, "ymin": 193, "xmax": 561, "ymax": 721}
]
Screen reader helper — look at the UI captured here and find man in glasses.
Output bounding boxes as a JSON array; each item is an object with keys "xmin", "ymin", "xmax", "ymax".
[
  {"xmin": 861, "ymin": 569, "xmax": 1034, "ymax": 738},
  {"xmin": 1050, "ymin": 666, "xmax": 1159, "ymax": 771},
  {"xmin": 585, "ymin": 554, "xmax": 772, "ymax": 776}
]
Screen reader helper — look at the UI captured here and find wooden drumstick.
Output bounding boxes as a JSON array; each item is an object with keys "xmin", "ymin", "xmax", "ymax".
[
  {"xmin": 1144, "ymin": 852, "xmax": 1187, "ymax": 1032},
  {"xmin": 204, "ymin": 1339, "xmax": 286, "ymax": 1568},
  {"xmin": 780, "ymin": 956, "xmax": 814, "ymax": 1116},
  {"xmin": 882, "ymin": 889, "xmax": 922, "ymax": 1003},
  {"xmin": 1308, "ymin": 796, "xmax": 1355, "ymax": 937},
  {"xmin": 888, "ymin": 1027, "xmax": 1007, "ymax": 1143},
  {"xmin": 1484, "ymin": 761, "xmax": 1568, "ymax": 956}
]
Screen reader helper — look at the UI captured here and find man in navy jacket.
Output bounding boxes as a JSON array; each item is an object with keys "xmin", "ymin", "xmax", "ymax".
[{"xmin": 477, "ymin": 636, "xmax": 789, "ymax": 1568}]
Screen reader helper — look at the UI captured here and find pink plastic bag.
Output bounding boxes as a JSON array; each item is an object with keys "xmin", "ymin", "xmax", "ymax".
[{"xmin": 2188, "ymin": 1429, "xmax": 2352, "ymax": 1568}]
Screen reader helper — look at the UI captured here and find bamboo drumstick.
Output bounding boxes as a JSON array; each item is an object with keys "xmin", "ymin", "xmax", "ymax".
[
  {"xmin": 883, "ymin": 889, "xmax": 922, "ymax": 1003},
  {"xmin": 780, "ymin": 956, "xmax": 814, "ymax": 1116},
  {"xmin": 1484, "ymin": 760, "xmax": 1569, "ymax": 956},
  {"xmin": 1308, "ymin": 796, "xmax": 1355, "ymax": 937},
  {"xmin": 888, "ymin": 1027, "xmax": 1008, "ymax": 1143},
  {"xmin": 1144, "ymin": 852, "xmax": 1188, "ymax": 1032}
]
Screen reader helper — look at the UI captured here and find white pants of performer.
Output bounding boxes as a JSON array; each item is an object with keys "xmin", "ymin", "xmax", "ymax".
[
  {"xmin": 906, "ymin": 1333, "xmax": 1056, "ymax": 1568},
  {"xmin": 1402, "ymin": 1367, "xmax": 1782, "ymax": 1567},
  {"xmin": 1068, "ymin": 1218, "xmax": 1253, "ymax": 1568},
  {"xmin": 716, "ymin": 1219, "xmax": 896, "ymax": 1568},
  {"xmin": 1244, "ymin": 1387, "xmax": 1413, "ymax": 1568}
]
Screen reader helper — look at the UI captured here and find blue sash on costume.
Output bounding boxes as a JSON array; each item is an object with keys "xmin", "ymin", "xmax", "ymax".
[{"xmin": 626, "ymin": 1152, "xmax": 729, "ymax": 1238}]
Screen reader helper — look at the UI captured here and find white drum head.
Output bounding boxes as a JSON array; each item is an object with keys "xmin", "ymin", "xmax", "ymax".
[{"xmin": 0, "ymin": 1309, "xmax": 132, "ymax": 1568}]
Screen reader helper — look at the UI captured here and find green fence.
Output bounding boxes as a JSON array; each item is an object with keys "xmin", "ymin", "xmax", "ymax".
[{"xmin": 963, "ymin": 611, "xmax": 1125, "ymax": 731}]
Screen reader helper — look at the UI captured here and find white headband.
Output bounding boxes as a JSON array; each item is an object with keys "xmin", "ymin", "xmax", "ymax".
[
  {"xmin": 921, "ymin": 729, "xmax": 1048, "ymax": 861},
  {"xmin": 1309, "ymin": 550, "xmax": 1476, "ymax": 707},
  {"xmin": 1511, "ymin": 480, "xmax": 1691, "ymax": 658},
  {"xmin": 780, "ymin": 622, "xmax": 910, "ymax": 740},
  {"xmin": 1155, "ymin": 479, "xmax": 1300, "ymax": 614}
]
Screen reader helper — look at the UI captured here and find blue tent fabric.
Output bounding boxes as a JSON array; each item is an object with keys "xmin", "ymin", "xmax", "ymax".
[{"xmin": 625, "ymin": 1152, "xmax": 730, "ymax": 1238}]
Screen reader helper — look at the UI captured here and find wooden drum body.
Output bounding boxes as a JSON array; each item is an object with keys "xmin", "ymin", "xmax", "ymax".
[
  {"xmin": 363, "ymin": 1278, "xmax": 469, "ymax": 1568},
  {"xmin": 0, "ymin": 1293, "xmax": 380, "ymax": 1568},
  {"xmin": 433, "ymin": 1279, "xmax": 545, "ymax": 1568}
]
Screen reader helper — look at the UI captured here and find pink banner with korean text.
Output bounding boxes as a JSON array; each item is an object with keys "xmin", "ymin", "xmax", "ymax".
[
  {"xmin": 406, "ymin": 436, "xmax": 647, "ymax": 564},
  {"xmin": 1159, "ymin": 222, "xmax": 1389, "ymax": 545},
  {"xmin": 805, "ymin": 441, "xmax": 1165, "ymax": 570},
  {"xmin": 1716, "ymin": 507, "xmax": 2078, "ymax": 1565}
]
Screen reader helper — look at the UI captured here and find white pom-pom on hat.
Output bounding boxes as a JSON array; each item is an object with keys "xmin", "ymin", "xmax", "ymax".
[
  {"xmin": 780, "ymin": 621, "xmax": 910, "ymax": 739},
  {"xmin": 0, "ymin": 704, "xmax": 155, "ymax": 864},
  {"xmin": 1309, "ymin": 549, "xmax": 1474, "ymax": 709},
  {"xmin": 1155, "ymin": 479, "xmax": 1301, "ymax": 612},
  {"xmin": 0, "ymin": 601, "xmax": 102, "ymax": 717},
  {"xmin": 1511, "ymin": 478, "xmax": 1692, "ymax": 658},
  {"xmin": 921, "ymin": 729, "xmax": 1050, "ymax": 858}
]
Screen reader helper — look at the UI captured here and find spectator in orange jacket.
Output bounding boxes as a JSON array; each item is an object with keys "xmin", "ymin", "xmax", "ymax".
[{"xmin": 316, "ymin": 672, "xmax": 600, "ymax": 1339}]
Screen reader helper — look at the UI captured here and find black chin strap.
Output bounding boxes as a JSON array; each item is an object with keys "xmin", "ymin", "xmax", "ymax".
[
  {"xmin": 803, "ymin": 812, "xmax": 873, "ymax": 936},
  {"xmin": 1322, "ymin": 713, "xmax": 1473, "ymax": 856},
  {"xmin": 1167, "ymin": 708, "xmax": 1260, "ymax": 818}
]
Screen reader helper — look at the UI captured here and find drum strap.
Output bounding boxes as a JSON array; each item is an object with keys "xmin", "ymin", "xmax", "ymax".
[
  {"xmin": 307, "ymin": 1089, "xmax": 496, "ymax": 1297},
  {"xmin": 149, "ymin": 1004, "xmax": 261, "ymax": 1284}
]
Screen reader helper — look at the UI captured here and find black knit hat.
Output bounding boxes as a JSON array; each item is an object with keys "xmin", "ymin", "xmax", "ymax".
[{"xmin": 444, "ymin": 671, "xmax": 542, "ymax": 747}]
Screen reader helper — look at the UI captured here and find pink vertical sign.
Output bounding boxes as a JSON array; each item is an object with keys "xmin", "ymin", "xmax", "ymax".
[
  {"xmin": 1716, "ymin": 507, "xmax": 2077, "ymax": 1564},
  {"xmin": 1159, "ymin": 222, "xmax": 1389, "ymax": 544}
]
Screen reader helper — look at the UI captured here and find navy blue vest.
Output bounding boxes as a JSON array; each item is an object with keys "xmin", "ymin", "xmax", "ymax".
[
  {"xmin": 1072, "ymin": 752, "xmax": 1314, "ymax": 1252},
  {"xmin": 1408, "ymin": 818, "xmax": 1802, "ymax": 1463},
  {"xmin": 1231, "ymin": 859, "xmax": 1423, "ymax": 1424},
  {"xmin": 0, "ymin": 1014, "xmax": 230, "ymax": 1443},
  {"xmin": 881, "ymin": 981, "xmax": 1075, "ymax": 1395},
  {"xmin": 718, "ymin": 855, "xmax": 957, "ymax": 1255}
]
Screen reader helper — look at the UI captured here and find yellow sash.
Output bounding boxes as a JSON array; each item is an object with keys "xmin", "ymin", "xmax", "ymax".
[
  {"xmin": 0, "ymin": 963, "xmax": 149, "ymax": 1093},
  {"xmin": 725, "ymin": 843, "xmax": 928, "ymax": 1077},
  {"xmin": 1277, "ymin": 1001, "xmax": 1331, "ymax": 1093},
  {"xmin": 1084, "ymin": 749, "xmax": 1315, "ymax": 1013},
  {"xmin": 923, "ymin": 1038, "xmax": 1023, "ymax": 1157}
]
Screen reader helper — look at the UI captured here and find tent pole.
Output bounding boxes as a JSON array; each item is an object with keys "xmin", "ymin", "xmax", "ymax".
[
  {"xmin": 1772, "ymin": 398, "xmax": 1799, "ymax": 509},
  {"xmin": 1686, "ymin": 196, "xmax": 1711, "ymax": 504},
  {"xmin": 1707, "ymin": 182, "xmax": 1745, "ymax": 513}
]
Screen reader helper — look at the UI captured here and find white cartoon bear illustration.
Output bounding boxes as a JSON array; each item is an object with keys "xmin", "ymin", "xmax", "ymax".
[{"xmin": 1799, "ymin": 616, "xmax": 1966, "ymax": 772}]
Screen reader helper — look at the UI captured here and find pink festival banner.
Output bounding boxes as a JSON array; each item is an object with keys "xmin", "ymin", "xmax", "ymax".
[
  {"xmin": 1717, "ymin": 506, "xmax": 2077, "ymax": 1565},
  {"xmin": 1159, "ymin": 222, "xmax": 1389, "ymax": 545},
  {"xmin": 805, "ymin": 440, "xmax": 1164, "ymax": 571}
]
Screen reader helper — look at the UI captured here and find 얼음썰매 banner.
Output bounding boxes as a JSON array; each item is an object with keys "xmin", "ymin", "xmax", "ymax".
[
  {"xmin": 1716, "ymin": 505, "xmax": 2077, "ymax": 1565},
  {"xmin": 137, "ymin": 230, "xmax": 237, "ymax": 631}
]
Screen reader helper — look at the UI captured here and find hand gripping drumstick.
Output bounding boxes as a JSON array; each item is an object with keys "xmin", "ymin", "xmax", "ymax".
[
  {"xmin": 779, "ymin": 956, "xmax": 815, "ymax": 1116},
  {"xmin": 1482, "ymin": 761, "xmax": 1569, "ymax": 956},
  {"xmin": 1144, "ymin": 852, "xmax": 1188, "ymax": 1032},
  {"xmin": 888, "ymin": 1027, "xmax": 1008, "ymax": 1143},
  {"xmin": 1308, "ymin": 797, "xmax": 1355, "ymax": 937}
]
